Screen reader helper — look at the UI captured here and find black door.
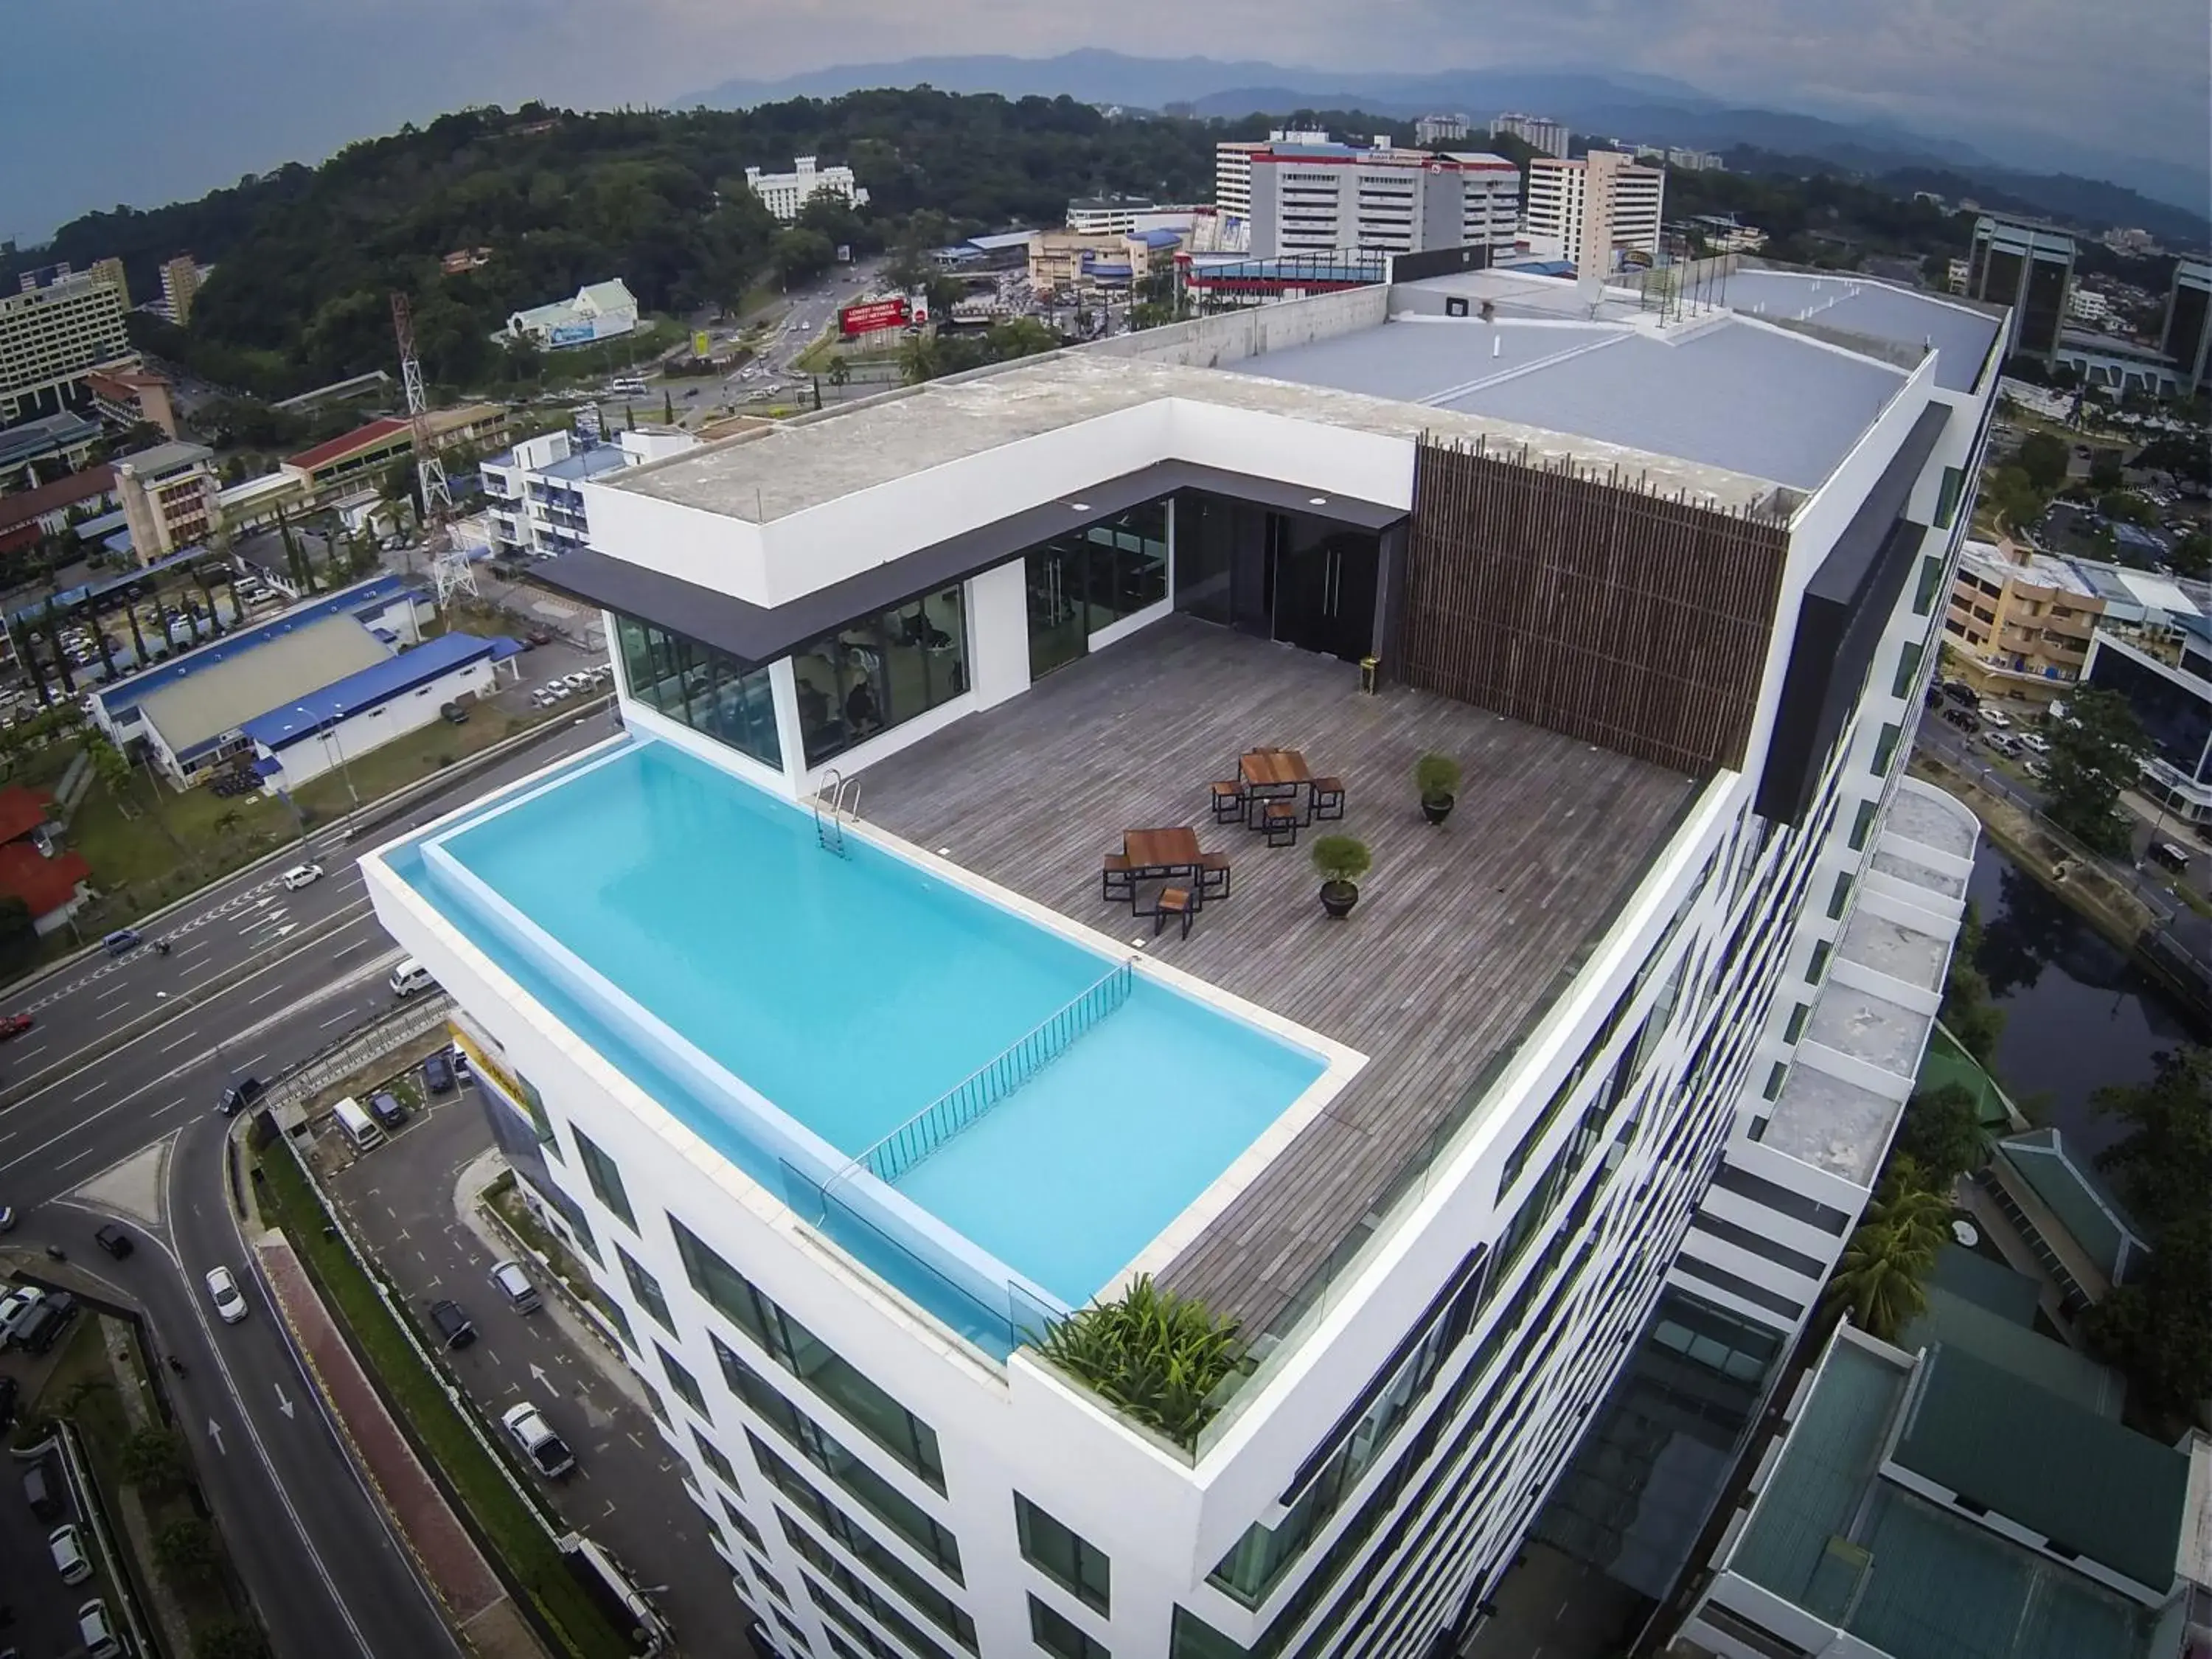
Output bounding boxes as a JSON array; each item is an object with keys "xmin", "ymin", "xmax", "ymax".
[{"xmin": 1271, "ymin": 526, "xmax": 1379, "ymax": 664}]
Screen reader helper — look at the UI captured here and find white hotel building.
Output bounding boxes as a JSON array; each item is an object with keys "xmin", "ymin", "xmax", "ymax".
[{"xmin": 364, "ymin": 257, "xmax": 2002, "ymax": 1658}]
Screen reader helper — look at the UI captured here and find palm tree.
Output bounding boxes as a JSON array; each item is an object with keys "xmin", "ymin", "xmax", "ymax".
[
  {"xmin": 41, "ymin": 599, "xmax": 74, "ymax": 695},
  {"xmin": 122, "ymin": 600, "xmax": 150, "ymax": 668},
  {"xmin": 1822, "ymin": 1221, "xmax": 1941, "ymax": 1342},
  {"xmin": 9, "ymin": 617, "xmax": 49, "ymax": 705},
  {"xmin": 88, "ymin": 597, "xmax": 118, "ymax": 681}
]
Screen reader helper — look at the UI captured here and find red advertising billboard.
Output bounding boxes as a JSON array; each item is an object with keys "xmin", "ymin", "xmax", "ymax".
[{"xmin": 839, "ymin": 297, "xmax": 911, "ymax": 336}]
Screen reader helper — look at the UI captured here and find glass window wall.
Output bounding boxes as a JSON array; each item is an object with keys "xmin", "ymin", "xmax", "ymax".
[
  {"xmin": 1026, "ymin": 498, "xmax": 1169, "ymax": 678},
  {"xmin": 791, "ymin": 586, "xmax": 969, "ymax": 767},
  {"xmin": 614, "ymin": 613, "xmax": 782, "ymax": 770}
]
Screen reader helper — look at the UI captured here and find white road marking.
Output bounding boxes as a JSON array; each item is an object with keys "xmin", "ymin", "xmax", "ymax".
[
  {"xmin": 97, "ymin": 979, "xmax": 134, "ymax": 1001},
  {"xmin": 246, "ymin": 981, "xmax": 293, "ymax": 1005},
  {"xmin": 161, "ymin": 1030, "xmax": 200, "ymax": 1053}
]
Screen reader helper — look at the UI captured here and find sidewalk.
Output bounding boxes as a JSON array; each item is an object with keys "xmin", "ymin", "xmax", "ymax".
[{"xmin": 251, "ymin": 1230, "xmax": 542, "ymax": 1659}]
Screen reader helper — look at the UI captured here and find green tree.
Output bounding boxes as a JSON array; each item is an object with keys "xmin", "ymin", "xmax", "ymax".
[
  {"xmin": 2094, "ymin": 1047, "xmax": 2212, "ymax": 1234},
  {"xmin": 156, "ymin": 1515, "xmax": 221, "ymax": 1582},
  {"xmin": 1940, "ymin": 902, "xmax": 2006, "ymax": 1065},
  {"xmin": 662, "ymin": 388, "xmax": 674, "ymax": 425},
  {"xmin": 1822, "ymin": 1220, "xmax": 1942, "ymax": 1341},
  {"xmin": 2088, "ymin": 451, "xmax": 2126, "ymax": 490},
  {"xmin": 1982, "ymin": 465, "xmax": 2049, "ymax": 535},
  {"xmin": 771, "ymin": 228, "xmax": 836, "ymax": 287},
  {"xmin": 0, "ymin": 894, "xmax": 38, "ymax": 973},
  {"xmin": 86, "ymin": 734, "xmax": 134, "ymax": 801},
  {"xmin": 2170, "ymin": 529, "xmax": 2211, "ymax": 580},
  {"xmin": 122, "ymin": 1426, "xmax": 189, "ymax": 1495},
  {"xmin": 1893, "ymin": 1082, "xmax": 1991, "ymax": 1188},
  {"xmin": 2097, "ymin": 488, "xmax": 2153, "ymax": 526},
  {"xmin": 2014, "ymin": 430, "xmax": 2070, "ymax": 493},
  {"xmin": 2042, "ymin": 686, "xmax": 2146, "ymax": 855},
  {"xmin": 826, "ymin": 357, "xmax": 850, "ymax": 392}
]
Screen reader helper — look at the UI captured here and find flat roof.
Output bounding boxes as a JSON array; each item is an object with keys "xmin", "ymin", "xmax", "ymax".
[
  {"xmin": 93, "ymin": 576, "xmax": 419, "ymax": 711},
  {"xmin": 1229, "ymin": 310, "xmax": 1904, "ymax": 491},
  {"xmin": 241, "ymin": 632, "xmax": 514, "ymax": 748},
  {"xmin": 862, "ymin": 616, "xmax": 1696, "ymax": 1332},
  {"xmin": 1723, "ymin": 270, "xmax": 2002, "ymax": 394},
  {"xmin": 114, "ymin": 440, "xmax": 212, "ymax": 476},
  {"xmin": 138, "ymin": 615, "xmax": 389, "ymax": 758},
  {"xmin": 605, "ymin": 347, "xmax": 1784, "ymax": 528}
]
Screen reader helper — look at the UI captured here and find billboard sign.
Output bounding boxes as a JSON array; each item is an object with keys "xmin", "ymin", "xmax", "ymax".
[
  {"xmin": 839, "ymin": 297, "xmax": 911, "ymax": 336},
  {"xmin": 549, "ymin": 322, "xmax": 598, "ymax": 347},
  {"xmin": 692, "ymin": 331, "xmax": 712, "ymax": 358}
]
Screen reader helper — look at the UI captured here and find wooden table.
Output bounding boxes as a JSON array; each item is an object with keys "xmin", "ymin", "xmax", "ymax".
[
  {"xmin": 1124, "ymin": 827, "xmax": 1202, "ymax": 874},
  {"xmin": 1239, "ymin": 748, "xmax": 1312, "ymax": 787}
]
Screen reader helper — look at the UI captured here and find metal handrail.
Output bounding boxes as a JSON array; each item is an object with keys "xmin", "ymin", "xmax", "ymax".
[{"xmin": 842, "ymin": 958, "xmax": 1137, "ymax": 1185}]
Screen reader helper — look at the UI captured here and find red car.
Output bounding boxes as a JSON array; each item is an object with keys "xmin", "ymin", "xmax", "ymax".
[
  {"xmin": 524, "ymin": 627, "xmax": 555, "ymax": 647},
  {"xmin": 0, "ymin": 1012, "xmax": 34, "ymax": 1040}
]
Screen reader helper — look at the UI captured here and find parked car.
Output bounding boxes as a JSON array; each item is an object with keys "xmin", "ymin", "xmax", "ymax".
[
  {"xmin": 1940, "ymin": 680, "xmax": 1978, "ymax": 706},
  {"xmin": 49, "ymin": 1521, "xmax": 93, "ymax": 1585},
  {"xmin": 490, "ymin": 1260, "xmax": 540, "ymax": 1312},
  {"xmin": 205, "ymin": 1266, "xmax": 249, "ymax": 1324},
  {"xmin": 367, "ymin": 1091, "xmax": 408, "ymax": 1130},
  {"xmin": 0, "ymin": 1285, "xmax": 46, "ymax": 1345},
  {"xmin": 79, "ymin": 1596, "xmax": 124, "ymax": 1659},
  {"xmin": 2149, "ymin": 841, "xmax": 2191, "ymax": 872},
  {"xmin": 282, "ymin": 861, "xmax": 324, "ymax": 890},
  {"xmin": 440, "ymin": 701, "xmax": 469, "ymax": 726},
  {"xmin": 0, "ymin": 1012, "xmax": 34, "ymax": 1040},
  {"xmin": 524, "ymin": 627, "xmax": 555, "ymax": 647},
  {"xmin": 2019, "ymin": 733, "xmax": 2051, "ymax": 754},
  {"xmin": 1941, "ymin": 706, "xmax": 1981, "ymax": 734},
  {"xmin": 1982, "ymin": 708, "xmax": 2012, "ymax": 729},
  {"xmin": 501, "ymin": 1401, "xmax": 576, "ymax": 1478},
  {"xmin": 94, "ymin": 1222, "xmax": 133, "ymax": 1259},
  {"xmin": 215, "ymin": 1074, "xmax": 265, "ymax": 1118},
  {"xmin": 15, "ymin": 1290, "xmax": 77, "ymax": 1354},
  {"xmin": 423, "ymin": 1050, "xmax": 456, "ymax": 1094}
]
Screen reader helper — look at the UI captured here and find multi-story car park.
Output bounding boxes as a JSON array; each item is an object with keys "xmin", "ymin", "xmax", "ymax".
[{"xmin": 361, "ymin": 254, "xmax": 2002, "ymax": 1658}]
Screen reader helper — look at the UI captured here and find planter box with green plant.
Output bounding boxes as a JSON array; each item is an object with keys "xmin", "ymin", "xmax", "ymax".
[
  {"xmin": 1416, "ymin": 753, "xmax": 1461, "ymax": 826},
  {"xmin": 1311, "ymin": 833, "xmax": 1372, "ymax": 919},
  {"xmin": 1031, "ymin": 1276, "xmax": 1245, "ymax": 1449}
]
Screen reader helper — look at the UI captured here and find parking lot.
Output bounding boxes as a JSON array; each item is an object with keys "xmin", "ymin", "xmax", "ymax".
[
  {"xmin": 319, "ymin": 1054, "xmax": 735, "ymax": 1648},
  {"xmin": 1, "ymin": 1318, "xmax": 132, "ymax": 1658}
]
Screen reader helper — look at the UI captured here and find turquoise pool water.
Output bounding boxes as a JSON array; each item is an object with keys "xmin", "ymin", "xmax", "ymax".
[{"xmin": 393, "ymin": 740, "xmax": 1323, "ymax": 1312}]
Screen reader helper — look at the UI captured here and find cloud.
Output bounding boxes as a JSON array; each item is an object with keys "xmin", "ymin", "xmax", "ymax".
[{"xmin": 1, "ymin": 0, "xmax": 2205, "ymax": 238}]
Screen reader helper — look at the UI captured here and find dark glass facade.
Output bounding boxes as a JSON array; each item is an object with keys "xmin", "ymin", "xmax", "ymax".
[
  {"xmin": 790, "ymin": 585, "xmax": 968, "ymax": 766},
  {"xmin": 1024, "ymin": 498, "xmax": 1170, "ymax": 678},
  {"xmin": 1172, "ymin": 492, "xmax": 1381, "ymax": 664},
  {"xmin": 2087, "ymin": 640, "xmax": 2212, "ymax": 784},
  {"xmin": 615, "ymin": 613, "xmax": 782, "ymax": 770}
]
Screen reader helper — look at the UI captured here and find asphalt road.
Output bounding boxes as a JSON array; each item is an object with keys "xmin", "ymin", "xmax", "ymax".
[
  {"xmin": 0, "ymin": 703, "xmax": 622, "ymax": 1654},
  {"xmin": 326, "ymin": 1080, "xmax": 734, "ymax": 1644}
]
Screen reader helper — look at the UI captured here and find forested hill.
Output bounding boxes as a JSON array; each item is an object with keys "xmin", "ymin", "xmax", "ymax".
[{"xmin": 1, "ymin": 93, "xmax": 1225, "ymax": 398}]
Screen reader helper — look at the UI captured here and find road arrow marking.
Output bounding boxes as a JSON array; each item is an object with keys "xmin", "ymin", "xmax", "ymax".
[
  {"xmin": 529, "ymin": 1363, "xmax": 550, "ymax": 1388},
  {"xmin": 274, "ymin": 1385, "xmax": 294, "ymax": 1419},
  {"xmin": 206, "ymin": 1419, "xmax": 226, "ymax": 1454}
]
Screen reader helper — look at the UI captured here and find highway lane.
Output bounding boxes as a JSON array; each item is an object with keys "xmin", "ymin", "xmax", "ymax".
[
  {"xmin": 29, "ymin": 1177, "xmax": 461, "ymax": 1659},
  {"xmin": 0, "ymin": 706, "xmax": 622, "ymax": 1658}
]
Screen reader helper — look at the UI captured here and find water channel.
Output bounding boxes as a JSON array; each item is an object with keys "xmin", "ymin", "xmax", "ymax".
[{"xmin": 1964, "ymin": 841, "xmax": 2210, "ymax": 1157}]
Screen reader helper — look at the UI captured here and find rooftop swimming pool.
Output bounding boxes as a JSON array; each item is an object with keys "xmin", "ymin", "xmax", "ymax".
[{"xmin": 384, "ymin": 739, "xmax": 1329, "ymax": 1338}]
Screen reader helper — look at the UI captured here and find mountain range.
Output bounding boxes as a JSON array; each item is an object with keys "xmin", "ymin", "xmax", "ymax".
[{"xmin": 687, "ymin": 50, "xmax": 2211, "ymax": 240}]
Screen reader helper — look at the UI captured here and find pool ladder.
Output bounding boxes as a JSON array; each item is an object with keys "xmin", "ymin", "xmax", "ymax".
[{"xmin": 813, "ymin": 769, "xmax": 861, "ymax": 857}]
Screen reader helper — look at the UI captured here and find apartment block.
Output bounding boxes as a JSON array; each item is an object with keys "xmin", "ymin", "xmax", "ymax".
[
  {"xmin": 481, "ymin": 426, "xmax": 696, "ymax": 559},
  {"xmin": 1524, "ymin": 151, "xmax": 1666, "ymax": 271},
  {"xmin": 160, "ymin": 254, "xmax": 205, "ymax": 326},
  {"xmin": 361, "ymin": 260, "xmax": 2001, "ymax": 1659},
  {"xmin": 0, "ymin": 264, "xmax": 131, "ymax": 425},
  {"xmin": 1245, "ymin": 140, "xmax": 1520, "ymax": 259},
  {"xmin": 1413, "ymin": 114, "xmax": 1470, "ymax": 146},
  {"xmin": 745, "ymin": 157, "xmax": 869, "ymax": 223},
  {"xmin": 1943, "ymin": 535, "xmax": 2105, "ymax": 696},
  {"xmin": 1488, "ymin": 113, "xmax": 1570, "ymax": 158},
  {"xmin": 114, "ymin": 440, "xmax": 221, "ymax": 561},
  {"xmin": 1964, "ymin": 213, "xmax": 2076, "ymax": 362}
]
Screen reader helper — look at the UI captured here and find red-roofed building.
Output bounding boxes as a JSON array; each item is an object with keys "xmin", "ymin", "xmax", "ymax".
[
  {"xmin": 0, "ymin": 787, "xmax": 55, "ymax": 847},
  {"xmin": 87, "ymin": 367, "xmax": 180, "ymax": 439},
  {"xmin": 0, "ymin": 464, "xmax": 120, "ymax": 556},
  {"xmin": 0, "ymin": 841, "xmax": 92, "ymax": 933},
  {"xmin": 284, "ymin": 418, "xmax": 414, "ymax": 494}
]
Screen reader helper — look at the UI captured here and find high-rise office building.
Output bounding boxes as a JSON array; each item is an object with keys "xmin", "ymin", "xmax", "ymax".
[
  {"xmin": 1488, "ymin": 113, "xmax": 1570, "ymax": 159},
  {"xmin": 0, "ymin": 265, "xmax": 131, "ymax": 425},
  {"xmin": 1214, "ymin": 130, "xmax": 1333, "ymax": 221},
  {"xmin": 364, "ymin": 260, "xmax": 2000, "ymax": 1659},
  {"xmin": 1523, "ymin": 150, "xmax": 1666, "ymax": 271},
  {"xmin": 1964, "ymin": 214, "xmax": 2076, "ymax": 363},
  {"xmin": 1244, "ymin": 140, "xmax": 1520, "ymax": 259},
  {"xmin": 2162, "ymin": 257, "xmax": 2211, "ymax": 395}
]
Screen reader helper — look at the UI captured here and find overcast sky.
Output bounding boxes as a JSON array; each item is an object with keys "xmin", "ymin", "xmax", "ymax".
[{"xmin": 2, "ymin": 0, "xmax": 2206, "ymax": 240}]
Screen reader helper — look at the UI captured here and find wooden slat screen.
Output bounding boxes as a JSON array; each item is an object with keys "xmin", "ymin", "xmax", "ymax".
[{"xmin": 1398, "ymin": 437, "xmax": 1791, "ymax": 776}]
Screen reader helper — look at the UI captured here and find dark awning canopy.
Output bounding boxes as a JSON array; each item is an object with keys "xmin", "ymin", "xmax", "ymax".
[{"xmin": 529, "ymin": 460, "xmax": 1405, "ymax": 667}]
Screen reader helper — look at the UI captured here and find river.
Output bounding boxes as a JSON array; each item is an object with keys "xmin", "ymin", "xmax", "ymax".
[{"xmin": 1965, "ymin": 841, "xmax": 2211, "ymax": 1157}]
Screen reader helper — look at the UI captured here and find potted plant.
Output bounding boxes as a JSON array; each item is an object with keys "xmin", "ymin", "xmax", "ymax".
[
  {"xmin": 1416, "ymin": 752, "xmax": 1461, "ymax": 826},
  {"xmin": 1312, "ymin": 834, "xmax": 1372, "ymax": 919}
]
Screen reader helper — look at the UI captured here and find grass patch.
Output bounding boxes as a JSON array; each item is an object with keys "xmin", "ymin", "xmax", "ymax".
[
  {"xmin": 254, "ymin": 1145, "xmax": 633, "ymax": 1659},
  {"xmin": 69, "ymin": 771, "xmax": 299, "ymax": 921}
]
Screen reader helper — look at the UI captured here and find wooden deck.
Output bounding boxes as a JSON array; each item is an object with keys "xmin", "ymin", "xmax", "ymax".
[{"xmin": 860, "ymin": 616, "xmax": 1697, "ymax": 1332}]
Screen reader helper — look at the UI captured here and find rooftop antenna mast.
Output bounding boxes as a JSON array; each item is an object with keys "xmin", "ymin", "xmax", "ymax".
[{"xmin": 392, "ymin": 291, "xmax": 475, "ymax": 604}]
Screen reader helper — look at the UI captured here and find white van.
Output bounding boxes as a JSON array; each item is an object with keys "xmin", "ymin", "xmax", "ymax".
[
  {"xmin": 389, "ymin": 958, "xmax": 435, "ymax": 998},
  {"xmin": 331, "ymin": 1097, "xmax": 385, "ymax": 1153}
]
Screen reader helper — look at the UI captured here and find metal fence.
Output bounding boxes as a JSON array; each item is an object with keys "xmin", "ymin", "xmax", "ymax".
[{"xmin": 847, "ymin": 958, "xmax": 1135, "ymax": 1185}]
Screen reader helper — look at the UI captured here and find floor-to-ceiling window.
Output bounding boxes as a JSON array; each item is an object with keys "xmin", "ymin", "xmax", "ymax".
[
  {"xmin": 790, "ymin": 585, "xmax": 969, "ymax": 767},
  {"xmin": 1024, "ymin": 498, "xmax": 1169, "ymax": 678},
  {"xmin": 614, "ymin": 613, "xmax": 782, "ymax": 770}
]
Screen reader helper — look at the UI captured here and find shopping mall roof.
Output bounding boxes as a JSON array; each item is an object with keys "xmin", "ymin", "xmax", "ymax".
[{"xmin": 240, "ymin": 632, "xmax": 519, "ymax": 750}]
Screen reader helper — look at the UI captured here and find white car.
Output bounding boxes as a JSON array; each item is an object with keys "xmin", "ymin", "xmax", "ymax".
[
  {"xmin": 49, "ymin": 1521, "xmax": 92, "ymax": 1585},
  {"xmin": 2019, "ymin": 732, "xmax": 2050, "ymax": 754},
  {"xmin": 282, "ymin": 862, "xmax": 324, "ymax": 891},
  {"xmin": 205, "ymin": 1265, "xmax": 249, "ymax": 1324},
  {"xmin": 563, "ymin": 672, "xmax": 595, "ymax": 690},
  {"xmin": 1981, "ymin": 708, "xmax": 2011, "ymax": 729},
  {"xmin": 501, "ymin": 1400, "xmax": 576, "ymax": 1478}
]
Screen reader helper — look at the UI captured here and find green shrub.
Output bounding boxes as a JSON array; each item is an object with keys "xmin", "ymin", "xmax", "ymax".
[
  {"xmin": 1032, "ymin": 1276, "xmax": 1244, "ymax": 1447},
  {"xmin": 1311, "ymin": 835, "xmax": 1373, "ymax": 887},
  {"xmin": 1414, "ymin": 752, "xmax": 1461, "ymax": 801}
]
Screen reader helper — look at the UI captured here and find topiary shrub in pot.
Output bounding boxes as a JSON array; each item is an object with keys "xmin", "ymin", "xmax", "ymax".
[
  {"xmin": 1415, "ymin": 752, "xmax": 1461, "ymax": 825},
  {"xmin": 1312, "ymin": 833, "xmax": 1372, "ymax": 919}
]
